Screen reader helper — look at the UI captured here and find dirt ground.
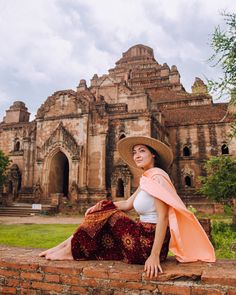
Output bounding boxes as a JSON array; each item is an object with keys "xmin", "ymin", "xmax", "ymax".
[{"xmin": 0, "ymin": 214, "xmax": 85, "ymax": 225}]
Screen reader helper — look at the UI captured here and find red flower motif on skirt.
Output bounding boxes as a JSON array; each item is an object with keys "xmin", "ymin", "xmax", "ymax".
[
  {"xmin": 122, "ymin": 233, "xmax": 135, "ymax": 251},
  {"xmin": 102, "ymin": 234, "xmax": 114, "ymax": 249}
]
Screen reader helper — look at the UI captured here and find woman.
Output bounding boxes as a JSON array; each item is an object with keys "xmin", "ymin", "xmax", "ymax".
[{"xmin": 39, "ymin": 136, "xmax": 215, "ymax": 278}]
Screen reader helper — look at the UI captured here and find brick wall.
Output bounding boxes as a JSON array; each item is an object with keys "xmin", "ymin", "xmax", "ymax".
[{"xmin": 0, "ymin": 246, "xmax": 235, "ymax": 294}]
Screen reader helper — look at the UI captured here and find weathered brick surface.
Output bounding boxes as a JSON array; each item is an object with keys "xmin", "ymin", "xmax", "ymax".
[
  {"xmin": 0, "ymin": 245, "xmax": 236, "ymax": 294},
  {"xmin": 202, "ymin": 268, "xmax": 236, "ymax": 287},
  {"xmin": 158, "ymin": 284, "xmax": 191, "ymax": 295},
  {"xmin": 191, "ymin": 286, "xmax": 226, "ymax": 295}
]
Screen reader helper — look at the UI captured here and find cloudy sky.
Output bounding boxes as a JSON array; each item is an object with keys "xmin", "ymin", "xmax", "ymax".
[{"xmin": 0, "ymin": 0, "xmax": 235, "ymax": 121}]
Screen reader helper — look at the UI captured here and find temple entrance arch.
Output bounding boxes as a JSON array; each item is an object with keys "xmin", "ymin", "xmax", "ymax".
[{"xmin": 48, "ymin": 151, "xmax": 69, "ymax": 197}]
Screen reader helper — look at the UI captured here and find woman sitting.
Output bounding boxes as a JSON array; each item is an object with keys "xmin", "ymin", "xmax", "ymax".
[{"xmin": 39, "ymin": 136, "xmax": 215, "ymax": 278}]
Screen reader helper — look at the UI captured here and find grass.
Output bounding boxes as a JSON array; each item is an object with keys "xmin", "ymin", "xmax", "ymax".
[
  {"xmin": 0, "ymin": 224, "xmax": 77, "ymax": 249},
  {"xmin": 211, "ymin": 221, "xmax": 236, "ymax": 259},
  {"xmin": 0, "ymin": 206, "xmax": 235, "ymax": 259}
]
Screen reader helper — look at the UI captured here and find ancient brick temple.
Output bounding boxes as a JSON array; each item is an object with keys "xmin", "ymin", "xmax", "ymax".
[{"xmin": 0, "ymin": 44, "xmax": 235, "ymax": 211}]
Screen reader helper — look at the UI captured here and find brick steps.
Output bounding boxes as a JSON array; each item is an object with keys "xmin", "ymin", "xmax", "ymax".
[
  {"xmin": 0, "ymin": 203, "xmax": 57, "ymax": 217},
  {"xmin": 0, "ymin": 245, "xmax": 236, "ymax": 294}
]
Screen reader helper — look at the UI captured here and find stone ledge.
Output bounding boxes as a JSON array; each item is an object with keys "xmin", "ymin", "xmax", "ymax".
[{"xmin": 0, "ymin": 245, "xmax": 235, "ymax": 294}]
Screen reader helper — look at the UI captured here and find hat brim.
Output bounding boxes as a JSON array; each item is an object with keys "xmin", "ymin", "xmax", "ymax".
[{"xmin": 117, "ymin": 136, "xmax": 173, "ymax": 171}]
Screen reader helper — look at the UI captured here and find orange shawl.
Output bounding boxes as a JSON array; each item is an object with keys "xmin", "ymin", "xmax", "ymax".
[{"xmin": 140, "ymin": 167, "xmax": 215, "ymax": 263}]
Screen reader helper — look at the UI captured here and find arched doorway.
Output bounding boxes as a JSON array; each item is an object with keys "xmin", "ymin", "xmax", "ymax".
[
  {"xmin": 221, "ymin": 144, "xmax": 229, "ymax": 155},
  {"xmin": 116, "ymin": 178, "xmax": 124, "ymax": 197},
  {"xmin": 185, "ymin": 176, "xmax": 192, "ymax": 187},
  {"xmin": 49, "ymin": 151, "xmax": 69, "ymax": 197}
]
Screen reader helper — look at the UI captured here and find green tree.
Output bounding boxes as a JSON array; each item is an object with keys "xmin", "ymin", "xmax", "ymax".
[
  {"xmin": 208, "ymin": 12, "xmax": 236, "ymax": 101},
  {"xmin": 198, "ymin": 155, "xmax": 236, "ymax": 202},
  {"xmin": 208, "ymin": 12, "xmax": 236, "ymax": 140},
  {"xmin": 0, "ymin": 150, "xmax": 10, "ymax": 189}
]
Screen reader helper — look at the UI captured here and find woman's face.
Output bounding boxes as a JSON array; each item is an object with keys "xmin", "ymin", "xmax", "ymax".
[{"xmin": 132, "ymin": 144, "xmax": 155, "ymax": 171}]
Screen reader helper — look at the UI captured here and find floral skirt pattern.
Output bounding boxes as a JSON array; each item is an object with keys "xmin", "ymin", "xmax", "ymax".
[{"xmin": 71, "ymin": 201, "xmax": 170, "ymax": 264}]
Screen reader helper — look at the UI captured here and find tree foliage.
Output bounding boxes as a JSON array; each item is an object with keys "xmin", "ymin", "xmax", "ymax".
[
  {"xmin": 208, "ymin": 12, "xmax": 236, "ymax": 102},
  {"xmin": 198, "ymin": 155, "xmax": 236, "ymax": 202},
  {"xmin": 0, "ymin": 150, "xmax": 10, "ymax": 188}
]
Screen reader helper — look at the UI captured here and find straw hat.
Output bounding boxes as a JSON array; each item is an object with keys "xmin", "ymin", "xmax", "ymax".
[{"xmin": 117, "ymin": 136, "xmax": 173, "ymax": 170}]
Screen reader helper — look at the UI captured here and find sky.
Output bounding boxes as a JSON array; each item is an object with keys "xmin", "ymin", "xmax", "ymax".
[{"xmin": 0, "ymin": 0, "xmax": 235, "ymax": 121}]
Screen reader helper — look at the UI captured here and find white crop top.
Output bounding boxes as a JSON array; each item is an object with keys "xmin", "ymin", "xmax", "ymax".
[{"xmin": 133, "ymin": 190, "xmax": 158, "ymax": 224}]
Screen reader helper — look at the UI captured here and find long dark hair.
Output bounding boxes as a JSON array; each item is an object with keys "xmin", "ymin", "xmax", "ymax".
[{"xmin": 145, "ymin": 145, "xmax": 166, "ymax": 171}]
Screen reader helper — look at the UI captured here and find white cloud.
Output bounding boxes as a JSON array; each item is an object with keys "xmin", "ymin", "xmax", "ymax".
[{"xmin": 0, "ymin": 0, "xmax": 235, "ymax": 120}]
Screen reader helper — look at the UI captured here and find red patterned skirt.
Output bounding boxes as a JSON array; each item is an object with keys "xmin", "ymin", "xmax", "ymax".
[{"xmin": 71, "ymin": 201, "xmax": 170, "ymax": 264}]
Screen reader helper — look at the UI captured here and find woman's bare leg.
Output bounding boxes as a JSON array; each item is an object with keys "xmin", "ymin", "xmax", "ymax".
[
  {"xmin": 45, "ymin": 236, "xmax": 73, "ymax": 260},
  {"xmin": 39, "ymin": 235, "xmax": 73, "ymax": 257}
]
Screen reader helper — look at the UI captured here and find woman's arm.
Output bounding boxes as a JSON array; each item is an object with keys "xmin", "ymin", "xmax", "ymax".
[
  {"xmin": 85, "ymin": 187, "xmax": 139, "ymax": 216},
  {"xmin": 113, "ymin": 187, "xmax": 139, "ymax": 211},
  {"xmin": 144, "ymin": 197, "xmax": 169, "ymax": 278}
]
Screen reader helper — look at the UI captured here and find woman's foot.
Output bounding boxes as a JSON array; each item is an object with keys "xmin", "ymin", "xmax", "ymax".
[
  {"xmin": 45, "ymin": 242, "xmax": 73, "ymax": 260},
  {"xmin": 39, "ymin": 236, "xmax": 73, "ymax": 257},
  {"xmin": 39, "ymin": 246, "xmax": 61, "ymax": 257}
]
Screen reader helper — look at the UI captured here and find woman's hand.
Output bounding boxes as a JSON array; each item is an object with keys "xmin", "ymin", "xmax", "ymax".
[
  {"xmin": 144, "ymin": 253, "xmax": 163, "ymax": 278},
  {"xmin": 85, "ymin": 202, "xmax": 103, "ymax": 216}
]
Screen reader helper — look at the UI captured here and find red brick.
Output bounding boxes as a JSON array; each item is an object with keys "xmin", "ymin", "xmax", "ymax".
[
  {"xmin": 158, "ymin": 284, "xmax": 190, "ymax": 295},
  {"xmin": 126, "ymin": 282, "xmax": 145, "ymax": 290},
  {"xmin": 0, "ymin": 262, "xmax": 38, "ymax": 272},
  {"xmin": 83, "ymin": 266, "xmax": 109, "ymax": 279},
  {"xmin": 5, "ymin": 278, "xmax": 19, "ymax": 287},
  {"xmin": 109, "ymin": 280, "xmax": 130, "ymax": 289},
  {"xmin": 228, "ymin": 289, "xmax": 236, "ymax": 295},
  {"xmin": 44, "ymin": 274, "xmax": 60, "ymax": 283},
  {"xmin": 79, "ymin": 277, "xmax": 101, "ymax": 287},
  {"xmin": 0, "ymin": 286, "xmax": 17, "ymax": 294},
  {"xmin": 202, "ymin": 269, "xmax": 236, "ymax": 287},
  {"xmin": 31, "ymin": 281, "xmax": 63, "ymax": 292},
  {"xmin": 108, "ymin": 269, "xmax": 141, "ymax": 281},
  {"xmin": 20, "ymin": 272, "xmax": 43, "ymax": 281},
  {"xmin": 141, "ymin": 284, "xmax": 158, "ymax": 291},
  {"xmin": 191, "ymin": 286, "xmax": 225, "ymax": 295},
  {"xmin": 109, "ymin": 280, "xmax": 157, "ymax": 292},
  {"xmin": 20, "ymin": 289, "xmax": 38, "ymax": 295},
  {"xmin": 20, "ymin": 281, "xmax": 31, "ymax": 288},
  {"xmin": 70, "ymin": 285, "xmax": 88, "ymax": 294},
  {"xmin": 0, "ymin": 269, "xmax": 19, "ymax": 278},
  {"xmin": 125, "ymin": 282, "xmax": 157, "ymax": 291},
  {"xmin": 113, "ymin": 291, "xmax": 126, "ymax": 295},
  {"xmin": 60, "ymin": 275, "xmax": 81, "ymax": 285},
  {"xmin": 19, "ymin": 264, "xmax": 39, "ymax": 271},
  {"xmin": 41, "ymin": 265, "xmax": 82, "ymax": 275},
  {"xmin": 0, "ymin": 262, "xmax": 22, "ymax": 269}
]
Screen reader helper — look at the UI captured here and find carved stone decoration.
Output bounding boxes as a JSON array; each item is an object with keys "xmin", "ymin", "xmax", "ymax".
[
  {"xmin": 33, "ymin": 181, "xmax": 43, "ymax": 203},
  {"xmin": 69, "ymin": 181, "xmax": 79, "ymax": 202},
  {"xmin": 111, "ymin": 164, "xmax": 132, "ymax": 199},
  {"xmin": 181, "ymin": 167, "xmax": 194, "ymax": 177},
  {"xmin": 38, "ymin": 122, "xmax": 81, "ymax": 161}
]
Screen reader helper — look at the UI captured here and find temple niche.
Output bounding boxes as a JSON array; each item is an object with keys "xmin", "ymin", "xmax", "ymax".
[{"xmin": 0, "ymin": 44, "xmax": 235, "ymax": 212}]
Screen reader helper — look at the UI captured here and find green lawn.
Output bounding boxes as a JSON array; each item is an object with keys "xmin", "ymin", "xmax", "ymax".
[
  {"xmin": 211, "ymin": 221, "xmax": 236, "ymax": 259},
  {"xmin": 0, "ymin": 224, "xmax": 77, "ymax": 249}
]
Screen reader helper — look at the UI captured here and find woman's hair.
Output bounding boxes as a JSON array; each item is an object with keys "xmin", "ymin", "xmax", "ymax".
[{"xmin": 145, "ymin": 145, "xmax": 163, "ymax": 170}]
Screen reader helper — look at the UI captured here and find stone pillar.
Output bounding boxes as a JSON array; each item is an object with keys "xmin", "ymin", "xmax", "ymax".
[{"xmin": 22, "ymin": 137, "xmax": 32, "ymax": 188}]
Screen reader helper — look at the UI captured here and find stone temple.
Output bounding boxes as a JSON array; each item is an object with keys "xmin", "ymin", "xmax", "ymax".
[{"xmin": 0, "ymin": 44, "xmax": 235, "ymax": 211}]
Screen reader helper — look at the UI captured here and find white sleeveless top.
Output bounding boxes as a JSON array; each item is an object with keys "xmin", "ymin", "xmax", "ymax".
[{"xmin": 133, "ymin": 190, "xmax": 158, "ymax": 224}]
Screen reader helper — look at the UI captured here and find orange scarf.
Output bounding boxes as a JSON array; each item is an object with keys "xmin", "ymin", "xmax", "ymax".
[{"xmin": 140, "ymin": 167, "xmax": 215, "ymax": 263}]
